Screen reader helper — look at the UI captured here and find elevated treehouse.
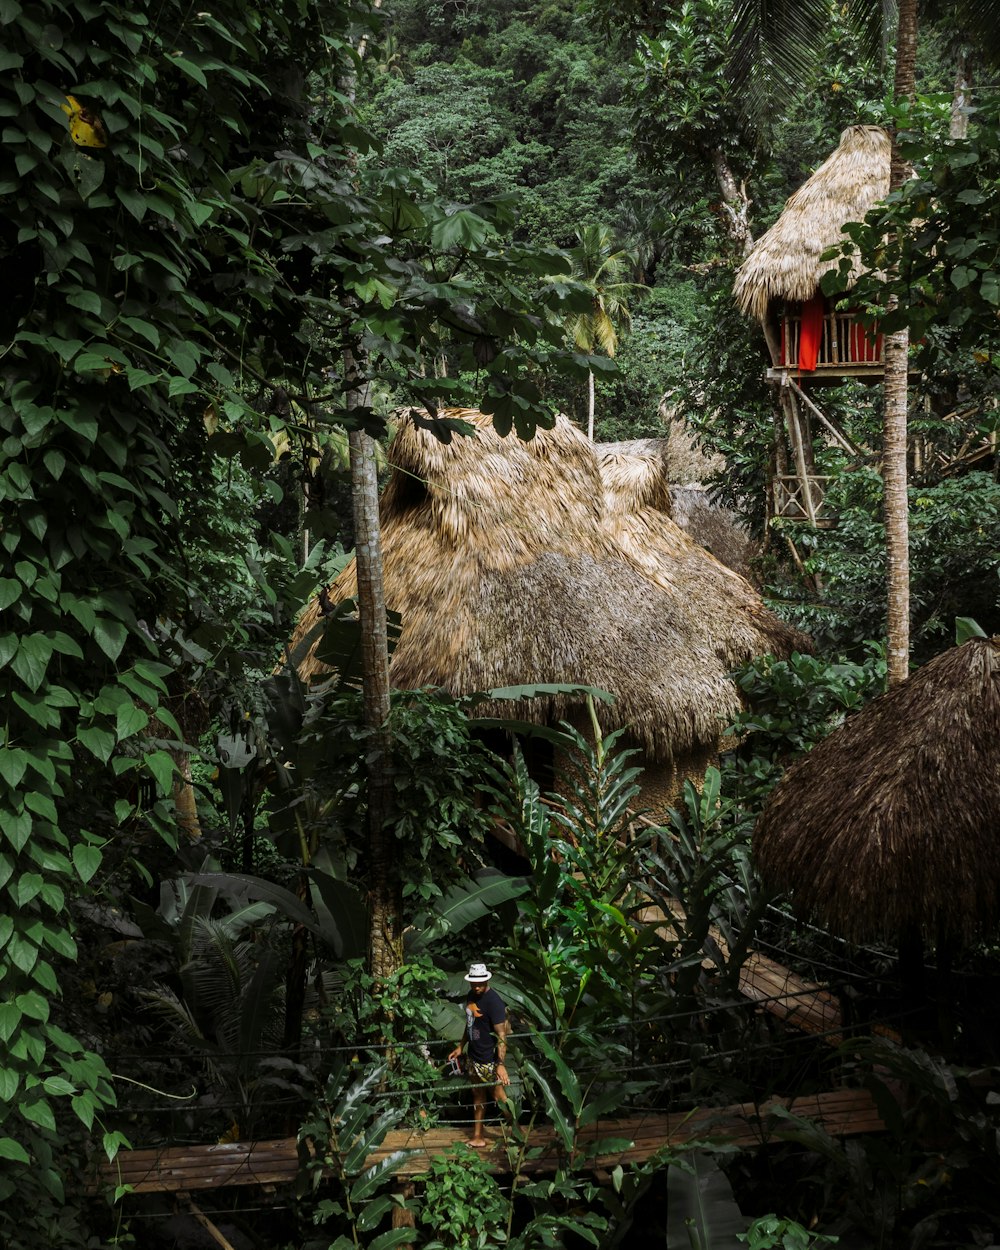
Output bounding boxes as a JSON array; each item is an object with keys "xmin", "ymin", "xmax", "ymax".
[{"xmin": 734, "ymin": 126, "xmax": 892, "ymax": 527}]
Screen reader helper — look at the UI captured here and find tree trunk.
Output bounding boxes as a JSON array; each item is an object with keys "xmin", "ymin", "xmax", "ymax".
[
  {"xmin": 950, "ymin": 49, "xmax": 972, "ymax": 141},
  {"xmin": 708, "ymin": 146, "xmax": 753, "ymax": 256},
  {"xmin": 883, "ymin": 0, "xmax": 918, "ymax": 687},
  {"xmin": 883, "ymin": 323, "xmax": 910, "ymax": 685},
  {"xmin": 586, "ymin": 368, "xmax": 595, "ymax": 440},
  {"xmin": 337, "ymin": 0, "xmax": 400, "ymax": 1006},
  {"xmin": 346, "ymin": 351, "xmax": 401, "ymax": 985}
]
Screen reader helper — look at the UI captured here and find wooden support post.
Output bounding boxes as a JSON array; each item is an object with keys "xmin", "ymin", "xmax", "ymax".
[
  {"xmin": 392, "ymin": 1181, "xmax": 417, "ymax": 1250},
  {"xmin": 783, "ymin": 384, "xmax": 818, "ymax": 526},
  {"xmin": 181, "ymin": 1196, "xmax": 240, "ymax": 1250},
  {"xmin": 785, "ymin": 377, "xmax": 860, "ymax": 457}
]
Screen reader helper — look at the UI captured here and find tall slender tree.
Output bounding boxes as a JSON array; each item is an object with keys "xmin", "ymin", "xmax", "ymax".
[
  {"xmin": 884, "ymin": 0, "xmax": 919, "ymax": 686},
  {"xmin": 565, "ymin": 224, "xmax": 644, "ymax": 439},
  {"xmin": 342, "ymin": 0, "xmax": 401, "ymax": 987}
]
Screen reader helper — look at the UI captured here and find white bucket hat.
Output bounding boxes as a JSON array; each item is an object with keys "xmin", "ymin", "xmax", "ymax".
[{"xmin": 464, "ymin": 962, "xmax": 492, "ymax": 982}]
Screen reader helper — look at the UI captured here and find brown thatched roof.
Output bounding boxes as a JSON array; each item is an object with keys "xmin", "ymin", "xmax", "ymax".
[
  {"xmin": 669, "ymin": 486, "xmax": 756, "ymax": 580},
  {"xmin": 598, "ymin": 441, "xmax": 755, "ymax": 577},
  {"xmin": 290, "ymin": 410, "xmax": 807, "ymax": 765},
  {"xmin": 733, "ymin": 125, "xmax": 891, "ymax": 322},
  {"xmin": 754, "ymin": 638, "xmax": 1000, "ymax": 946},
  {"xmin": 598, "ymin": 439, "xmax": 673, "ymax": 517}
]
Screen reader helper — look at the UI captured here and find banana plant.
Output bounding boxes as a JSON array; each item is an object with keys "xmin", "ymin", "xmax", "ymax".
[
  {"xmin": 298, "ymin": 1060, "xmax": 415, "ymax": 1249},
  {"xmin": 666, "ymin": 1152, "xmax": 748, "ymax": 1250}
]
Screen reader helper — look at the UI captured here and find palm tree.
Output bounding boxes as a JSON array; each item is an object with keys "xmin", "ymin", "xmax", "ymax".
[
  {"xmin": 883, "ymin": 0, "xmax": 918, "ymax": 687},
  {"xmin": 565, "ymin": 224, "xmax": 645, "ymax": 440}
]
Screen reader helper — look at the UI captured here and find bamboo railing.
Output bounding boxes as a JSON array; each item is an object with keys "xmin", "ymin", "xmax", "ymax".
[{"xmin": 781, "ymin": 310, "xmax": 882, "ymax": 370}]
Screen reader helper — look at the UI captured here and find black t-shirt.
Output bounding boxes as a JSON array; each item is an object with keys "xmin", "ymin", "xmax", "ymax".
[{"xmin": 464, "ymin": 987, "xmax": 506, "ymax": 1063}]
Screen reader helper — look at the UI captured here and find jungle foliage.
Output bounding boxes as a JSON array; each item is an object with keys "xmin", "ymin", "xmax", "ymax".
[{"xmin": 6, "ymin": 0, "xmax": 1000, "ymax": 1247}]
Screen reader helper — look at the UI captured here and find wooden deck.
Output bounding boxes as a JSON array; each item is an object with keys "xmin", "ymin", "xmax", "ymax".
[
  {"xmin": 635, "ymin": 900, "xmax": 848, "ymax": 1045},
  {"xmin": 94, "ymin": 1087, "xmax": 884, "ymax": 1195}
]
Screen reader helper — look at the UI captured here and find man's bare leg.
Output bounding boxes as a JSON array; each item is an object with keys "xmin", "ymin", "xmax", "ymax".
[{"xmin": 467, "ymin": 1084, "xmax": 488, "ymax": 1147}]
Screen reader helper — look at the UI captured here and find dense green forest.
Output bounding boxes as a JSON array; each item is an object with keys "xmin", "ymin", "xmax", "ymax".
[{"xmin": 4, "ymin": 0, "xmax": 1000, "ymax": 1247}]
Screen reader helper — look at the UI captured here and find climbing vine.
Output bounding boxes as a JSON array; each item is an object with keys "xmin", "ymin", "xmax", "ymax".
[{"xmin": 0, "ymin": 0, "xmax": 584, "ymax": 1239}]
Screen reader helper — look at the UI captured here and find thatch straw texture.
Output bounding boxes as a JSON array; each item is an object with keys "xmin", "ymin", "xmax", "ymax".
[
  {"xmin": 669, "ymin": 486, "xmax": 756, "ymax": 580},
  {"xmin": 754, "ymin": 638, "xmax": 1000, "ymax": 945},
  {"xmin": 599, "ymin": 441, "xmax": 755, "ymax": 577},
  {"xmin": 290, "ymin": 411, "xmax": 806, "ymax": 766},
  {"xmin": 598, "ymin": 439, "xmax": 673, "ymax": 517},
  {"xmin": 733, "ymin": 125, "xmax": 891, "ymax": 322}
]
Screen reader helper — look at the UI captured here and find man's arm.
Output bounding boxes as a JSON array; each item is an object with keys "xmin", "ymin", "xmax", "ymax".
[
  {"xmin": 494, "ymin": 1019, "xmax": 509, "ymax": 1064},
  {"xmin": 494, "ymin": 1019, "xmax": 510, "ymax": 1085}
]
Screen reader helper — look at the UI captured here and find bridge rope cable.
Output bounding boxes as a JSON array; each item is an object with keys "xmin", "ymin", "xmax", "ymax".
[
  {"xmin": 110, "ymin": 1005, "xmax": 914, "ymax": 1119},
  {"xmin": 107, "ymin": 1005, "xmax": 905, "ymax": 1095},
  {"xmin": 106, "ymin": 970, "xmax": 880, "ymax": 1068}
]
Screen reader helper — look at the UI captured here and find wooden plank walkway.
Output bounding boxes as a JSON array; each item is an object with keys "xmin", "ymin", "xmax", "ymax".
[
  {"xmin": 635, "ymin": 901, "xmax": 846, "ymax": 1043},
  {"xmin": 94, "ymin": 1087, "xmax": 884, "ymax": 1194}
]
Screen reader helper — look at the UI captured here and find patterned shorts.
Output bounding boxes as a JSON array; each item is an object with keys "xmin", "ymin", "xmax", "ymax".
[{"xmin": 469, "ymin": 1060, "xmax": 499, "ymax": 1085}]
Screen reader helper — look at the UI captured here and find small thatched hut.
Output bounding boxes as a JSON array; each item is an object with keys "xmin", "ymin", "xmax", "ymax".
[
  {"xmin": 598, "ymin": 437, "xmax": 756, "ymax": 577},
  {"xmin": 754, "ymin": 638, "xmax": 1000, "ymax": 946},
  {"xmin": 734, "ymin": 125, "xmax": 890, "ymax": 380},
  {"xmin": 291, "ymin": 410, "xmax": 808, "ymax": 811}
]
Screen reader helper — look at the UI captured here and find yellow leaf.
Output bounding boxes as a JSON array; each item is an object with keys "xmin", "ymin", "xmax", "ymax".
[{"xmin": 60, "ymin": 94, "xmax": 108, "ymax": 149}]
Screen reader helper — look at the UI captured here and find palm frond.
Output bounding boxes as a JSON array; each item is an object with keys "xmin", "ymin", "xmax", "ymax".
[
  {"xmin": 140, "ymin": 985, "xmax": 208, "ymax": 1044},
  {"xmin": 729, "ymin": 0, "xmax": 836, "ymax": 127},
  {"xmin": 951, "ymin": 0, "xmax": 1000, "ymax": 65},
  {"xmin": 847, "ymin": 0, "xmax": 895, "ymax": 65}
]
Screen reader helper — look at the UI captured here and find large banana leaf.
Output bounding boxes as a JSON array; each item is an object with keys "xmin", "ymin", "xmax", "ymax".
[
  {"xmin": 189, "ymin": 870, "xmax": 365, "ymax": 957},
  {"xmin": 407, "ymin": 870, "xmax": 529, "ymax": 953},
  {"xmin": 309, "ymin": 865, "xmax": 368, "ymax": 960},
  {"xmin": 190, "ymin": 871, "xmax": 316, "ymax": 926},
  {"xmin": 665, "ymin": 1152, "xmax": 747, "ymax": 1250}
]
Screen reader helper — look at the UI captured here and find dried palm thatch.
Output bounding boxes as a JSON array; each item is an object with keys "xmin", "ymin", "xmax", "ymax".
[
  {"xmin": 598, "ymin": 441, "xmax": 756, "ymax": 577},
  {"xmin": 734, "ymin": 125, "xmax": 891, "ymax": 322},
  {"xmin": 290, "ymin": 410, "xmax": 806, "ymax": 767},
  {"xmin": 754, "ymin": 638, "xmax": 1000, "ymax": 946},
  {"xmin": 669, "ymin": 486, "xmax": 756, "ymax": 581},
  {"xmin": 598, "ymin": 439, "xmax": 674, "ymax": 517}
]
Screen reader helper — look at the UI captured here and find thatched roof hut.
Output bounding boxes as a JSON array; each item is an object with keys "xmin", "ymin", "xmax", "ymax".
[
  {"xmin": 291, "ymin": 410, "xmax": 807, "ymax": 805},
  {"xmin": 598, "ymin": 438, "xmax": 674, "ymax": 517},
  {"xmin": 669, "ymin": 486, "xmax": 756, "ymax": 580},
  {"xmin": 754, "ymin": 638, "xmax": 1000, "ymax": 946},
  {"xmin": 734, "ymin": 125, "xmax": 891, "ymax": 323},
  {"xmin": 598, "ymin": 440, "xmax": 756, "ymax": 577}
]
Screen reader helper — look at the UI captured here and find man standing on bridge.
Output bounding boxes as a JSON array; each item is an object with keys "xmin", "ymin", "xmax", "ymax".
[{"xmin": 448, "ymin": 961, "xmax": 510, "ymax": 1147}]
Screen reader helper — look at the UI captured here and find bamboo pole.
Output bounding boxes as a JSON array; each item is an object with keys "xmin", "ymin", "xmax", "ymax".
[{"xmin": 785, "ymin": 377, "xmax": 861, "ymax": 457}]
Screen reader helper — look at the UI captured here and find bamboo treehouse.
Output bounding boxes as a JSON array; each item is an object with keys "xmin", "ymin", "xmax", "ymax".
[{"xmin": 734, "ymin": 125, "xmax": 891, "ymax": 526}]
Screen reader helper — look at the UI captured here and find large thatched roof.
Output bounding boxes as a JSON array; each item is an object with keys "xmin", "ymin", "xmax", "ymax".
[
  {"xmin": 598, "ymin": 441, "xmax": 755, "ymax": 576},
  {"xmin": 754, "ymin": 638, "xmax": 1000, "ymax": 946},
  {"xmin": 290, "ymin": 410, "xmax": 807, "ymax": 765},
  {"xmin": 734, "ymin": 125, "xmax": 891, "ymax": 322},
  {"xmin": 598, "ymin": 439, "xmax": 673, "ymax": 517}
]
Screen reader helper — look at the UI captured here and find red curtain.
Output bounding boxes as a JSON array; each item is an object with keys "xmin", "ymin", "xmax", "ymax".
[{"xmin": 798, "ymin": 295, "xmax": 825, "ymax": 372}]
